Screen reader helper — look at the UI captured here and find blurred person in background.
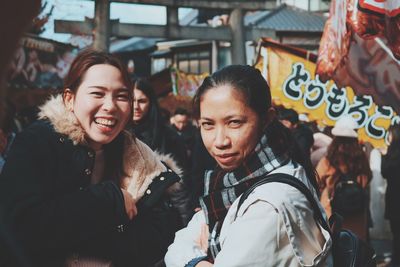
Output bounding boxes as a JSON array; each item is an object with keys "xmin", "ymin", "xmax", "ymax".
[
  {"xmin": 278, "ymin": 108, "xmax": 314, "ymax": 160},
  {"xmin": 311, "ymin": 131, "xmax": 332, "ymax": 167},
  {"xmin": 381, "ymin": 123, "xmax": 400, "ymax": 267},
  {"xmin": 170, "ymin": 107, "xmax": 197, "ymax": 159},
  {"xmin": 131, "ymin": 78, "xmax": 194, "ymax": 225},
  {"xmin": 316, "ymin": 115, "xmax": 372, "ymax": 241},
  {"xmin": 132, "ymin": 79, "xmax": 187, "ymax": 168}
]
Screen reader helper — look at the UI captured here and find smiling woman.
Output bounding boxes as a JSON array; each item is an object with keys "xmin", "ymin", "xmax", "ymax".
[
  {"xmin": 0, "ymin": 49, "xmax": 184, "ymax": 266},
  {"xmin": 63, "ymin": 63, "xmax": 132, "ymax": 151}
]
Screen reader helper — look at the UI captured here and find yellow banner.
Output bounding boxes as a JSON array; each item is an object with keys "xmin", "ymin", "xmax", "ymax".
[{"xmin": 255, "ymin": 45, "xmax": 399, "ymax": 148}]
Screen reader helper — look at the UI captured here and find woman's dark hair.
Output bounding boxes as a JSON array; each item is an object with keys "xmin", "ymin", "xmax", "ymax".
[
  {"xmin": 132, "ymin": 78, "xmax": 164, "ymax": 150},
  {"xmin": 63, "ymin": 49, "xmax": 133, "ymax": 183},
  {"xmin": 133, "ymin": 78, "xmax": 159, "ymax": 122},
  {"xmin": 193, "ymin": 65, "xmax": 270, "ymax": 121},
  {"xmin": 326, "ymin": 136, "xmax": 371, "ymax": 179},
  {"xmin": 193, "ymin": 65, "xmax": 319, "ymax": 193},
  {"xmin": 63, "ymin": 49, "xmax": 133, "ymax": 95},
  {"xmin": 277, "ymin": 108, "xmax": 299, "ymax": 125}
]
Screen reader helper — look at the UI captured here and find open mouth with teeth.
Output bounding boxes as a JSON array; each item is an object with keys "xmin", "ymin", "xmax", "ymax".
[{"xmin": 94, "ymin": 118, "xmax": 117, "ymax": 130}]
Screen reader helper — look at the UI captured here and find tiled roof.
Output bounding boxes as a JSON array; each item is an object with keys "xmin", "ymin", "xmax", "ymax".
[
  {"xmin": 246, "ymin": 4, "xmax": 326, "ymax": 32},
  {"xmin": 110, "ymin": 37, "xmax": 161, "ymax": 53}
]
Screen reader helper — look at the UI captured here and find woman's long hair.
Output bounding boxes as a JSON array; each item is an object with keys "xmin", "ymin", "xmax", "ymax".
[
  {"xmin": 132, "ymin": 78, "xmax": 165, "ymax": 151},
  {"xmin": 193, "ymin": 65, "xmax": 320, "ymax": 193},
  {"xmin": 326, "ymin": 136, "xmax": 371, "ymax": 178}
]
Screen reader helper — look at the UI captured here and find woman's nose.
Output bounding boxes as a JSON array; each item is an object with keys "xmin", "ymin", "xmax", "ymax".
[
  {"xmin": 102, "ymin": 95, "xmax": 116, "ymax": 111},
  {"xmin": 214, "ymin": 128, "xmax": 230, "ymax": 148},
  {"xmin": 133, "ymin": 100, "xmax": 138, "ymax": 109}
]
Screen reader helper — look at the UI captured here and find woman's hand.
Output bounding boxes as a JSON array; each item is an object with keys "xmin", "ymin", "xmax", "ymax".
[
  {"xmin": 121, "ymin": 189, "xmax": 137, "ymax": 220},
  {"xmin": 196, "ymin": 223, "xmax": 209, "ymax": 253}
]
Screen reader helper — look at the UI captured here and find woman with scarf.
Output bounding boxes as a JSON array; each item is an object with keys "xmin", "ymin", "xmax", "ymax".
[
  {"xmin": 0, "ymin": 50, "xmax": 181, "ymax": 266},
  {"xmin": 164, "ymin": 65, "xmax": 333, "ymax": 266}
]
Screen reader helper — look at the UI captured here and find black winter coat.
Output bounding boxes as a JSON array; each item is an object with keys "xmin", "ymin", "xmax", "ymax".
[{"xmin": 381, "ymin": 148, "xmax": 400, "ymax": 220}]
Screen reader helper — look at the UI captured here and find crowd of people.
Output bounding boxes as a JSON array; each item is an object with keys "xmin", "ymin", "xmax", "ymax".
[{"xmin": 0, "ymin": 48, "xmax": 398, "ymax": 267}]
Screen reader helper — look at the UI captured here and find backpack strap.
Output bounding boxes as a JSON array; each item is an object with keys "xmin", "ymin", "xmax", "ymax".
[{"xmin": 237, "ymin": 173, "xmax": 332, "ymax": 235}]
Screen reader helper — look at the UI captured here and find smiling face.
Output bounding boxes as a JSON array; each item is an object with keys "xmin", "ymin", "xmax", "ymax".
[
  {"xmin": 199, "ymin": 85, "xmax": 263, "ymax": 171},
  {"xmin": 133, "ymin": 88, "xmax": 150, "ymax": 123},
  {"xmin": 64, "ymin": 64, "xmax": 132, "ymax": 150}
]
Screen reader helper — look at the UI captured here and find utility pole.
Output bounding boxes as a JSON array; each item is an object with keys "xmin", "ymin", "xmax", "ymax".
[
  {"xmin": 230, "ymin": 8, "xmax": 246, "ymax": 65},
  {"xmin": 93, "ymin": 0, "xmax": 110, "ymax": 51},
  {"xmin": 167, "ymin": 6, "xmax": 179, "ymax": 38}
]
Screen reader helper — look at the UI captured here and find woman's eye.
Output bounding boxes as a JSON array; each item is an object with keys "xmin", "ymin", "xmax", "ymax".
[
  {"xmin": 91, "ymin": 92, "xmax": 103, "ymax": 97},
  {"xmin": 138, "ymin": 99, "xmax": 148, "ymax": 104},
  {"xmin": 201, "ymin": 122, "xmax": 214, "ymax": 130},
  {"xmin": 228, "ymin": 120, "xmax": 242, "ymax": 127},
  {"xmin": 117, "ymin": 94, "xmax": 129, "ymax": 101}
]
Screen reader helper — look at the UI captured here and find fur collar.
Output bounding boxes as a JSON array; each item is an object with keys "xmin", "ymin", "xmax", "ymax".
[{"xmin": 39, "ymin": 94, "xmax": 182, "ymax": 200}]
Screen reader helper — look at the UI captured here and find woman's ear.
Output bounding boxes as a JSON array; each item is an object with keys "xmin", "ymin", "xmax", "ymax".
[{"xmin": 63, "ymin": 89, "xmax": 74, "ymax": 112}]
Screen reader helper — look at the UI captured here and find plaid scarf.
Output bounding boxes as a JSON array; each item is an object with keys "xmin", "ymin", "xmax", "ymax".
[{"xmin": 199, "ymin": 132, "xmax": 289, "ymax": 261}]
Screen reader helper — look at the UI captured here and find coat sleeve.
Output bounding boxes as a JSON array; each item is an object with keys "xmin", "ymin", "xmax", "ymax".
[
  {"xmin": 164, "ymin": 211, "xmax": 207, "ymax": 267},
  {"xmin": 0, "ymin": 126, "xmax": 128, "ymax": 253}
]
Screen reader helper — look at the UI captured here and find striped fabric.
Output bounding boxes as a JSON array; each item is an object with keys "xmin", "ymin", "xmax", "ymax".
[{"xmin": 199, "ymin": 132, "xmax": 289, "ymax": 261}]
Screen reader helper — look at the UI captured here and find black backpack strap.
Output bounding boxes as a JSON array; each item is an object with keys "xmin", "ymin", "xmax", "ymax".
[{"xmin": 237, "ymin": 173, "xmax": 331, "ymax": 235}]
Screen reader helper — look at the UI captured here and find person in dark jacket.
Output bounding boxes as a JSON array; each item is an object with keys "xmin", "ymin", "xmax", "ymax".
[
  {"xmin": 278, "ymin": 108, "xmax": 314, "ymax": 160},
  {"xmin": 0, "ymin": 50, "xmax": 181, "ymax": 267},
  {"xmin": 382, "ymin": 123, "xmax": 400, "ymax": 267},
  {"xmin": 132, "ymin": 78, "xmax": 194, "ymax": 225},
  {"xmin": 169, "ymin": 107, "xmax": 197, "ymax": 160}
]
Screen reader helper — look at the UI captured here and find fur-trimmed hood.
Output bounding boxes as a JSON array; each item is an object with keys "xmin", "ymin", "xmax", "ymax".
[{"xmin": 39, "ymin": 95, "xmax": 182, "ymax": 200}]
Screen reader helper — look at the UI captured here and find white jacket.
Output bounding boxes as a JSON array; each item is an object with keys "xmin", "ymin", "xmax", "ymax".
[{"xmin": 165, "ymin": 161, "xmax": 333, "ymax": 267}]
